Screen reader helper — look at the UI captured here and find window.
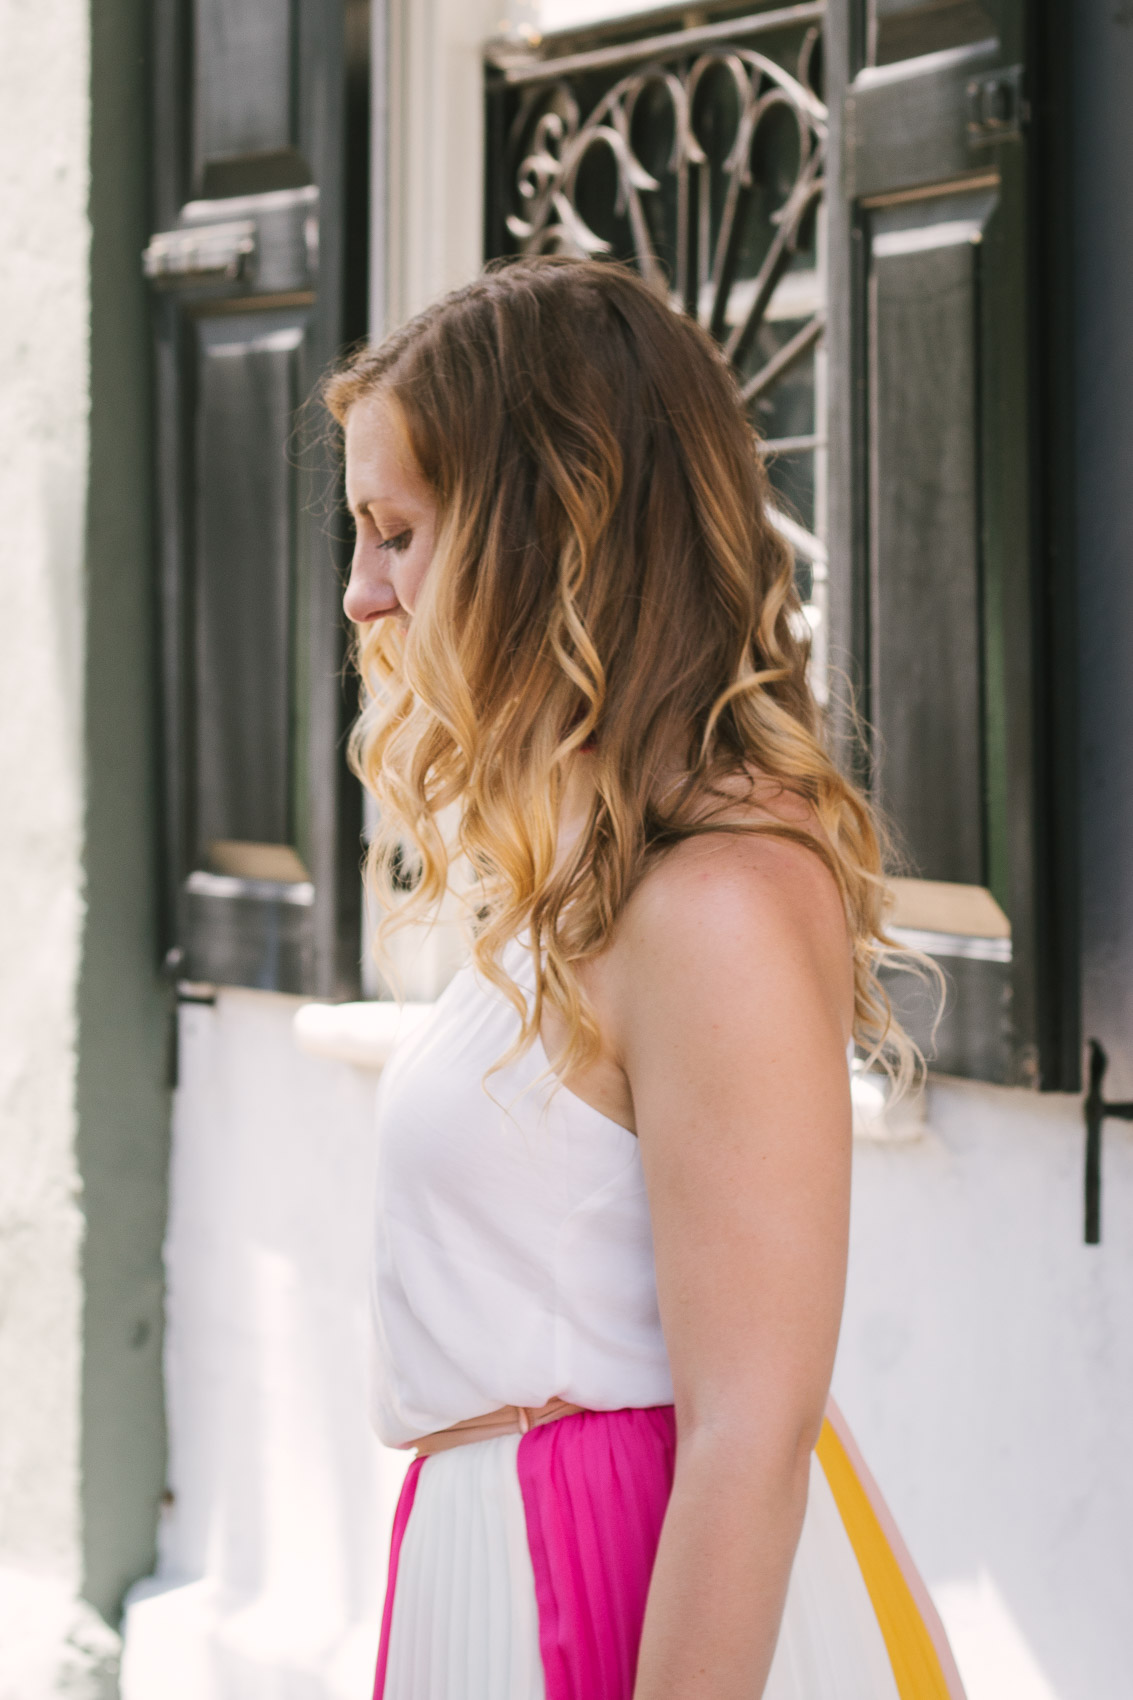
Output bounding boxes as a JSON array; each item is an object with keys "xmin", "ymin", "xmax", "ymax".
[{"xmin": 487, "ymin": 0, "xmax": 1075, "ymax": 1086}]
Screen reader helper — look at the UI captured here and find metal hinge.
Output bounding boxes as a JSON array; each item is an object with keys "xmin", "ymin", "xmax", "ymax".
[
  {"xmin": 1083, "ymin": 1040, "xmax": 1133, "ymax": 1244},
  {"xmin": 143, "ymin": 218, "xmax": 256, "ymax": 285},
  {"xmin": 967, "ymin": 65, "xmax": 1027, "ymax": 144}
]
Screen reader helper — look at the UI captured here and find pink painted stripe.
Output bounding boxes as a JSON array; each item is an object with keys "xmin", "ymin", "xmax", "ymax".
[
  {"xmin": 517, "ymin": 1406, "xmax": 677, "ymax": 1700},
  {"xmin": 824, "ymin": 1398, "xmax": 968, "ymax": 1700},
  {"xmin": 372, "ymin": 1456, "xmax": 425, "ymax": 1700}
]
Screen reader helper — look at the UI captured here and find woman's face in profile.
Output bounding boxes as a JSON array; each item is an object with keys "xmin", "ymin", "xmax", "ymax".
[{"xmin": 344, "ymin": 396, "xmax": 438, "ymax": 628}]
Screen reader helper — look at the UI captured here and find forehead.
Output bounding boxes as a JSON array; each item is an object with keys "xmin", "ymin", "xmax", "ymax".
[{"xmin": 344, "ymin": 394, "xmax": 429, "ymax": 508}]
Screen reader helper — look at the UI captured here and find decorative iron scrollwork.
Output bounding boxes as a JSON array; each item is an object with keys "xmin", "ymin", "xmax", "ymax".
[{"xmin": 490, "ymin": 14, "xmax": 829, "ymax": 688}]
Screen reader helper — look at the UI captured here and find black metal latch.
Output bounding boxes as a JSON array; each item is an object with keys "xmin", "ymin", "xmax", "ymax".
[
  {"xmin": 1083, "ymin": 1040, "xmax": 1133, "ymax": 1244},
  {"xmin": 967, "ymin": 65, "xmax": 1027, "ymax": 144}
]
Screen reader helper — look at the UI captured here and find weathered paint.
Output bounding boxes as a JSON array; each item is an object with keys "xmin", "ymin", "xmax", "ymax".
[
  {"xmin": 78, "ymin": 0, "xmax": 171, "ymax": 1629},
  {"xmin": 0, "ymin": 0, "xmax": 93, "ymax": 1687},
  {"xmin": 0, "ymin": 0, "xmax": 90, "ymax": 1588},
  {"xmin": 0, "ymin": 0, "xmax": 171, "ymax": 1691}
]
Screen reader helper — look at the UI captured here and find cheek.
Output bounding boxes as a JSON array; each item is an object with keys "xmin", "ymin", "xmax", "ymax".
[{"xmin": 394, "ymin": 539, "xmax": 434, "ymax": 612}]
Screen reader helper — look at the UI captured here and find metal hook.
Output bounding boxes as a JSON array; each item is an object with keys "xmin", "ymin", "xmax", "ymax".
[{"xmin": 1083, "ymin": 1040, "xmax": 1133, "ymax": 1244}]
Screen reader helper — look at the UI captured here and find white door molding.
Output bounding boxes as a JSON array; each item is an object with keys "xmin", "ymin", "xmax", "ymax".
[{"xmin": 376, "ymin": 0, "xmax": 505, "ymax": 335}]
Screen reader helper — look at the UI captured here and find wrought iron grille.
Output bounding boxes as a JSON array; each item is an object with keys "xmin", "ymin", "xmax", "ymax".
[{"xmin": 486, "ymin": 3, "xmax": 829, "ymax": 694}]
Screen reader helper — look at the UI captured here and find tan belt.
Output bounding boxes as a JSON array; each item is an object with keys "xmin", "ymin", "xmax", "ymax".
[{"xmin": 412, "ymin": 1397, "xmax": 587, "ymax": 1457}]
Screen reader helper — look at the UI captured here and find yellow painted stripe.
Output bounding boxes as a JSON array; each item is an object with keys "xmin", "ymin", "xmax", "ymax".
[{"xmin": 815, "ymin": 1419, "xmax": 953, "ymax": 1700}]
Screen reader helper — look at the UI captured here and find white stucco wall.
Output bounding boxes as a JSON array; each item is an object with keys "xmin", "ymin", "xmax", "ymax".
[
  {"xmin": 0, "ymin": 2, "xmax": 118, "ymax": 1694},
  {"xmin": 121, "ymin": 997, "xmax": 412, "ymax": 1700}
]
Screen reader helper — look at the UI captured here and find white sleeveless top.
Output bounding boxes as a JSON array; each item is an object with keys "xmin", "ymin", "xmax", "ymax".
[{"xmin": 369, "ymin": 939, "xmax": 674, "ymax": 1448}]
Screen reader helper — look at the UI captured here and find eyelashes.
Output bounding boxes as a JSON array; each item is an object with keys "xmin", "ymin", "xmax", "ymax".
[{"xmin": 350, "ymin": 508, "xmax": 412, "ymax": 554}]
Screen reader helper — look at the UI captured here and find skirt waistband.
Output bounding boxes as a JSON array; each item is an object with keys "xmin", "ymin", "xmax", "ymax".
[{"xmin": 411, "ymin": 1397, "xmax": 588, "ymax": 1457}]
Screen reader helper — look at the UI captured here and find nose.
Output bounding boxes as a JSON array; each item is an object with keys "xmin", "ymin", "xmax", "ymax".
[{"xmin": 343, "ymin": 541, "xmax": 399, "ymax": 625}]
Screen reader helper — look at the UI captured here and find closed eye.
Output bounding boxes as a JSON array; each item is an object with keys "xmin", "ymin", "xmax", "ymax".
[{"xmin": 379, "ymin": 530, "xmax": 412, "ymax": 554}]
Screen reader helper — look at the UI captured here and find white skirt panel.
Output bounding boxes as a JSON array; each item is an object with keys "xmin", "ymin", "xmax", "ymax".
[
  {"xmin": 383, "ymin": 1433, "xmax": 545, "ymax": 1700},
  {"xmin": 765, "ymin": 1452, "xmax": 902, "ymax": 1699}
]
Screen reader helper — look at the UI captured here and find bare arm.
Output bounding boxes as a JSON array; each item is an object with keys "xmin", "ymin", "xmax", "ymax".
[{"xmin": 607, "ymin": 832, "xmax": 854, "ymax": 1699}]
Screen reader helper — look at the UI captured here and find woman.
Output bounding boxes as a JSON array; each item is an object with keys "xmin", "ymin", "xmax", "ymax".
[{"xmin": 325, "ymin": 258, "xmax": 964, "ymax": 1700}]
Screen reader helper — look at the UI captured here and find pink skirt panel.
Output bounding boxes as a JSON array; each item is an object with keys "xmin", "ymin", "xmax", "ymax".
[
  {"xmin": 517, "ymin": 1407, "xmax": 677, "ymax": 1700},
  {"xmin": 372, "ymin": 1455, "xmax": 424, "ymax": 1700}
]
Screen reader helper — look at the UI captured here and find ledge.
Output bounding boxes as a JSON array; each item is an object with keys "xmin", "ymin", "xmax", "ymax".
[{"xmin": 292, "ymin": 1000, "xmax": 434, "ymax": 1070}]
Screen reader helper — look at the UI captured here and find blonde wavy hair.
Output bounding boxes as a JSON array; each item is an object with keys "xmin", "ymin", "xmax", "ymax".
[{"xmin": 325, "ymin": 257, "xmax": 919, "ymax": 1091}]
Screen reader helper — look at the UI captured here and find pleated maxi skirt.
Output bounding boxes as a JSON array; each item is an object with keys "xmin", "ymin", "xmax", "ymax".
[{"xmin": 374, "ymin": 1403, "xmax": 966, "ymax": 1700}]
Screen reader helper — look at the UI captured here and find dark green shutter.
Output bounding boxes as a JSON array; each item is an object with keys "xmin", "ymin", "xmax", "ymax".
[
  {"xmin": 1075, "ymin": 0, "xmax": 1133, "ymax": 1107},
  {"xmin": 826, "ymin": 0, "xmax": 1073, "ymax": 1086},
  {"xmin": 148, "ymin": 0, "xmax": 369, "ymax": 998}
]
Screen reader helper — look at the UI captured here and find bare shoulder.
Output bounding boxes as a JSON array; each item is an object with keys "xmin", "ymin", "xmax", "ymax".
[
  {"xmin": 605, "ymin": 816, "xmax": 854, "ymax": 1044},
  {"xmin": 629, "ymin": 822, "xmax": 848, "ymax": 962}
]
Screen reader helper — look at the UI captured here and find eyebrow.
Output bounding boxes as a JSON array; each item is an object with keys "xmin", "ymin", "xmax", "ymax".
[{"xmin": 347, "ymin": 494, "xmax": 404, "ymax": 519}]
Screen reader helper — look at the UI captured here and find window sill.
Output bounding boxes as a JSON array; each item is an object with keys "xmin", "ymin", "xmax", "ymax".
[{"xmin": 292, "ymin": 1000, "xmax": 434, "ymax": 1070}]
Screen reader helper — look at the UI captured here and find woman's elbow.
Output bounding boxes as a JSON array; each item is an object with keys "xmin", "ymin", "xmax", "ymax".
[{"xmin": 676, "ymin": 1385, "xmax": 827, "ymax": 1490}]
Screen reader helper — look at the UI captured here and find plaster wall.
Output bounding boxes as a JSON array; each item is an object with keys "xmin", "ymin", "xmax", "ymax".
[
  {"xmin": 0, "ymin": 0, "xmax": 112, "ymax": 1692},
  {"xmin": 121, "ymin": 996, "xmax": 412, "ymax": 1700}
]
